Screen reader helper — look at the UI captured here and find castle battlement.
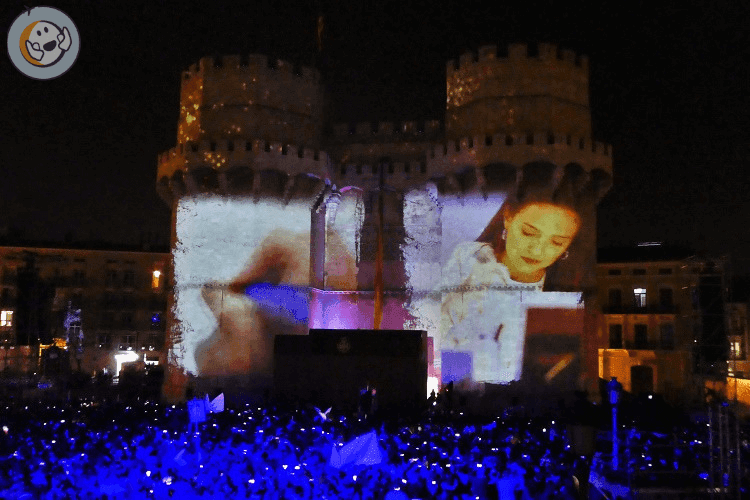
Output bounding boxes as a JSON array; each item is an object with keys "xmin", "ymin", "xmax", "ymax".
[
  {"xmin": 337, "ymin": 160, "xmax": 429, "ymax": 179},
  {"xmin": 182, "ymin": 55, "xmax": 320, "ymax": 83},
  {"xmin": 445, "ymin": 42, "xmax": 592, "ymax": 140},
  {"xmin": 177, "ymin": 55, "xmax": 324, "ymax": 147},
  {"xmin": 157, "ymin": 138, "xmax": 329, "ymax": 190},
  {"xmin": 425, "ymin": 131, "xmax": 612, "ymax": 177},
  {"xmin": 331, "ymin": 120, "xmax": 442, "ymax": 140},
  {"xmin": 446, "ymin": 42, "xmax": 588, "ymax": 73}
]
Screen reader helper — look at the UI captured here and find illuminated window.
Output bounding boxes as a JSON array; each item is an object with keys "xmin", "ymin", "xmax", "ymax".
[
  {"xmin": 152, "ymin": 270, "xmax": 161, "ymax": 290},
  {"xmin": 634, "ymin": 288, "xmax": 647, "ymax": 308},
  {"xmin": 730, "ymin": 339, "xmax": 743, "ymax": 359},
  {"xmin": 1, "ymin": 310, "xmax": 12, "ymax": 327}
]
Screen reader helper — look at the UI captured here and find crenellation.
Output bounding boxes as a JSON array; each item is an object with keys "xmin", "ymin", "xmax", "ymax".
[
  {"xmin": 276, "ymin": 59, "xmax": 293, "ymax": 75},
  {"xmin": 247, "ymin": 54, "xmax": 268, "ymax": 68},
  {"xmin": 401, "ymin": 121, "xmax": 416, "ymax": 134},
  {"xmin": 458, "ymin": 51, "xmax": 475, "ymax": 69},
  {"xmin": 477, "ymin": 45, "xmax": 497, "ymax": 61},
  {"xmin": 538, "ymin": 42, "xmax": 558, "ymax": 61},
  {"xmin": 333, "ymin": 124, "xmax": 349, "ymax": 137},
  {"xmin": 331, "ymin": 120, "xmax": 442, "ymax": 140},
  {"xmin": 425, "ymin": 120, "xmax": 441, "ymax": 134},
  {"xmin": 379, "ymin": 122, "xmax": 394, "ymax": 135},
  {"xmin": 163, "ymin": 44, "xmax": 609, "ymax": 200},
  {"xmin": 222, "ymin": 54, "xmax": 241, "ymax": 68},
  {"xmin": 356, "ymin": 122, "xmax": 372, "ymax": 136},
  {"xmin": 508, "ymin": 43, "xmax": 527, "ymax": 59}
]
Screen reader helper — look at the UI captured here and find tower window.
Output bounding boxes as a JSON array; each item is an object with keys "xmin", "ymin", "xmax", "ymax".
[
  {"xmin": 152, "ymin": 270, "xmax": 162, "ymax": 290},
  {"xmin": 505, "ymin": 135, "xmax": 513, "ymax": 146}
]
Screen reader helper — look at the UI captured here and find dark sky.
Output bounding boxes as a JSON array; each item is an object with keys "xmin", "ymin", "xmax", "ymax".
[{"xmin": 1, "ymin": 1, "xmax": 749, "ymax": 271}]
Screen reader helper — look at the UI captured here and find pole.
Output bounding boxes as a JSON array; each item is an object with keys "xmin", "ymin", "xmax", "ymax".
[
  {"xmin": 612, "ymin": 402, "xmax": 619, "ymax": 471},
  {"xmin": 709, "ymin": 405, "xmax": 715, "ymax": 499},
  {"xmin": 719, "ymin": 404, "xmax": 726, "ymax": 498}
]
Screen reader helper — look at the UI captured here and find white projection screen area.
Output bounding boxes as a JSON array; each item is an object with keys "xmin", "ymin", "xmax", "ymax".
[
  {"xmin": 172, "ymin": 191, "xmax": 364, "ymax": 383},
  {"xmin": 403, "ymin": 185, "xmax": 584, "ymax": 390},
  {"xmin": 172, "ymin": 182, "xmax": 586, "ymax": 391}
]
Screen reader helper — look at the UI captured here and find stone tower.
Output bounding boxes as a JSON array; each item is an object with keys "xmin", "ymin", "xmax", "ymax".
[{"xmin": 157, "ymin": 43, "xmax": 612, "ymax": 402}]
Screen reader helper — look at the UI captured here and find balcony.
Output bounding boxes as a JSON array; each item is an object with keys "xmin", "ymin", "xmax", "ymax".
[
  {"xmin": 623, "ymin": 341, "xmax": 676, "ymax": 351},
  {"xmin": 602, "ymin": 304, "xmax": 679, "ymax": 315}
]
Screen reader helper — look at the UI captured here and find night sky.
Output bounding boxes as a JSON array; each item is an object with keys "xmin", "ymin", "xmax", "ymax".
[{"xmin": 1, "ymin": 1, "xmax": 749, "ymax": 272}]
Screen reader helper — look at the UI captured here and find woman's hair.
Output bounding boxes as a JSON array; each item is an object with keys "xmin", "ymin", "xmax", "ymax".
[{"xmin": 476, "ymin": 163, "xmax": 583, "ymax": 249}]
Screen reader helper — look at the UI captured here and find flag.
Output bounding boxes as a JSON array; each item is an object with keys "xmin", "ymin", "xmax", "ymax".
[
  {"xmin": 210, "ymin": 393, "xmax": 224, "ymax": 413},
  {"xmin": 329, "ymin": 431, "xmax": 383, "ymax": 469}
]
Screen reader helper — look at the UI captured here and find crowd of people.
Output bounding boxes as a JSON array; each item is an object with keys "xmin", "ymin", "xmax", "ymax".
[
  {"xmin": 0, "ymin": 389, "xmax": 589, "ymax": 500},
  {"xmin": 0, "ymin": 386, "xmax": 746, "ymax": 499}
]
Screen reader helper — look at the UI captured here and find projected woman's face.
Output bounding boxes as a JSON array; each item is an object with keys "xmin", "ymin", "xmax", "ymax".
[{"xmin": 499, "ymin": 203, "xmax": 580, "ymax": 283}]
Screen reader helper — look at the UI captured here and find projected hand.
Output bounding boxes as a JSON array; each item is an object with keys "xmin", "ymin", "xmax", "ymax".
[
  {"xmin": 196, "ymin": 229, "xmax": 311, "ymax": 377},
  {"xmin": 196, "ymin": 227, "xmax": 356, "ymax": 377}
]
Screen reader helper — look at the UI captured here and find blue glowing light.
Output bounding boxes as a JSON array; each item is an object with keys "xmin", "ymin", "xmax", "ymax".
[{"xmin": 244, "ymin": 283, "xmax": 310, "ymax": 323}]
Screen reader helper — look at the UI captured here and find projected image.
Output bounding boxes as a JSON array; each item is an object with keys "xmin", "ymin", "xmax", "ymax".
[
  {"xmin": 172, "ymin": 194, "xmax": 359, "ymax": 382},
  {"xmin": 441, "ymin": 197, "xmax": 580, "ymax": 334},
  {"xmin": 403, "ymin": 173, "xmax": 588, "ymax": 387}
]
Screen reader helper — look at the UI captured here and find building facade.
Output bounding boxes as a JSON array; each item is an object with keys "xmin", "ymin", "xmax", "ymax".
[
  {"xmin": 597, "ymin": 246, "xmax": 729, "ymax": 404},
  {"xmin": 156, "ymin": 43, "xmax": 613, "ymax": 402},
  {"xmin": 0, "ymin": 246, "xmax": 169, "ymax": 377}
]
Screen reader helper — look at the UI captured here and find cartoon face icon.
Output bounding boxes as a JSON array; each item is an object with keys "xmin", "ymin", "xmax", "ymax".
[{"xmin": 21, "ymin": 20, "xmax": 72, "ymax": 67}]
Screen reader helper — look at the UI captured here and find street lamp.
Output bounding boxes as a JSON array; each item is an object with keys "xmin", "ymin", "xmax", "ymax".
[{"xmin": 608, "ymin": 376, "xmax": 623, "ymax": 470}]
